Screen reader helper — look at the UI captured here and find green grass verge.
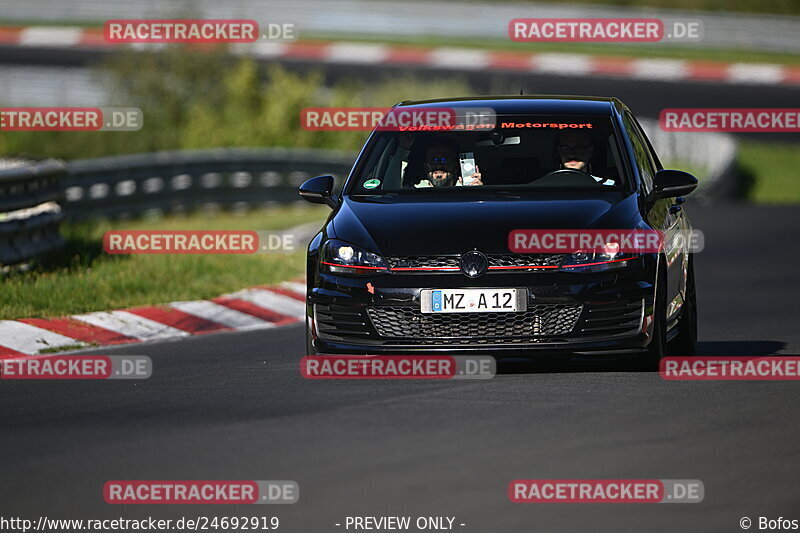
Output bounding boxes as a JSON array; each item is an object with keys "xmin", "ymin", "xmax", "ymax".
[
  {"xmin": 0, "ymin": 206, "xmax": 329, "ymax": 319},
  {"xmin": 739, "ymin": 140, "xmax": 800, "ymax": 204}
]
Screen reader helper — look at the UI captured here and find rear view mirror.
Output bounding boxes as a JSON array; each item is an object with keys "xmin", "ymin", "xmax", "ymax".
[
  {"xmin": 299, "ymin": 175, "xmax": 337, "ymax": 208},
  {"xmin": 652, "ymin": 169, "xmax": 698, "ymax": 199},
  {"xmin": 476, "ymin": 133, "xmax": 521, "ymax": 147}
]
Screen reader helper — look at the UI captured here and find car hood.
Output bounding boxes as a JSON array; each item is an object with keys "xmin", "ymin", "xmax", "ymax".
[{"xmin": 331, "ymin": 191, "xmax": 641, "ymax": 255}]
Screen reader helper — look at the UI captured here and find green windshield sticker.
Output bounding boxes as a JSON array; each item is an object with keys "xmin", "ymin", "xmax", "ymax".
[{"xmin": 363, "ymin": 179, "xmax": 381, "ymax": 189}]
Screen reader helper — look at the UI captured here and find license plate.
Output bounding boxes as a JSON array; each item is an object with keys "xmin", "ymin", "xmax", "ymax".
[{"xmin": 421, "ymin": 289, "xmax": 525, "ymax": 314}]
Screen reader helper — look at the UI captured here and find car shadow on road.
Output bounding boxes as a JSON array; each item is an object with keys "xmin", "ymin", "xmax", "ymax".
[
  {"xmin": 494, "ymin": 340, "xmax": 788, "ymax": 375},
  {"xmin": 695, "ymin": 340, "xmax": 786, "ymax": 356},
  {"xmin": 495, "ymin": 355, "xmax": 633, "ymax": 375}
]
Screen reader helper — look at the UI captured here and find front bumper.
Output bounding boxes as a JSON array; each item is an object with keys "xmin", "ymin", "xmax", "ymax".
[{"xmin": 307, "ymin": 256, "xmax": 658, "ymax": 356}]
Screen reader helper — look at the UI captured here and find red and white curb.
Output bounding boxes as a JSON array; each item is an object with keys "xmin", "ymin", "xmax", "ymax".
[
  {"xmin": 1, "ymin": 25, "xmax": 799, "ymax": 86},
  {"xmin": 0, "ymin": 280, "xmax": 307, "ymax": 359}
]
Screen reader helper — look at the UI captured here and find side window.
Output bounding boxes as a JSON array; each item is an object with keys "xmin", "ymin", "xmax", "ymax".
[
  {"xmin": 623, "ymin": 113, "xmax": 655, "ymax": 194},
  {"xmin": 632, "ymin": 116, "xmax": 662, "ymax": 171}
]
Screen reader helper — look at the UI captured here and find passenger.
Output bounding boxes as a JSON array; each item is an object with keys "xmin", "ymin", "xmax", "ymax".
[{"xmin": 411, "ymin": 138, "xmax": 483, "ymax": 188}]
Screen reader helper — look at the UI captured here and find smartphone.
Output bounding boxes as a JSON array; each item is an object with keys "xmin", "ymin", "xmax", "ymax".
[{"xmin": 459, "ymin": 152, "xmax": 476, "ymax": 185}]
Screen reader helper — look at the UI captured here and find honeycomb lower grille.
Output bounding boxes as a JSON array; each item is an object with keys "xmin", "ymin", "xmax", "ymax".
[{"xmin": 367, "ymin": 304, "xmax": 582, "ymax": 339}]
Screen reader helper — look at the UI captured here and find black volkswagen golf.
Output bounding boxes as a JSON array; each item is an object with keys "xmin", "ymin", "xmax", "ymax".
[{"xmin": 299, "ymin": 96, "xmax": 698, "ymax": 368}]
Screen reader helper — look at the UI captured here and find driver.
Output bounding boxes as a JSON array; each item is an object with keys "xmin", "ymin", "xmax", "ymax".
[
  {"xmin": 557, "ymin": 130, "xmax": 615, "ymax": 186},
  {"xmin": 412, "ymin": 138, "xmax": 483, "ymax": 188}
]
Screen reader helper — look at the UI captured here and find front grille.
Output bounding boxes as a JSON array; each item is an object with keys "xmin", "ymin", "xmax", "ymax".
[
  {"xmin": 367, "ymin": 304, "xmax": 582, "ymax": 339},
  {"xmin": 488, "ymin": 254, "xmax": 565, "ymax": 268},
  {"xmin": 386, "ymin": 256, "xmax": 459, "ymax": 269},
  {"xmin": 385, "ymin": 254, "xmax": 566, "ymax": 272}
]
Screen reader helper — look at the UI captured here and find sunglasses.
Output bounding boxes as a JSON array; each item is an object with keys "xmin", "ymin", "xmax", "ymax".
[{"xmin": 426, "ymin": 156, "xmax": 455, "ymax": 165}]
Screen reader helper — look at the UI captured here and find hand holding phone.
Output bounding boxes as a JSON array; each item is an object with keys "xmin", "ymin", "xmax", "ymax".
[{"xmin": 459, "ymin": 152, "xmax": 476, "ymax": 185}]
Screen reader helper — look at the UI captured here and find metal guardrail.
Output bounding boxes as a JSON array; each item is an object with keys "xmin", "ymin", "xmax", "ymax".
[
  {"xmin": 0, "ymin": 134, "xmax": 737, "ymax": 265},
  {"xmin": 63, "ymin": 148, "xmax": 355, "ymax": 220},
  {"xmin": 0, "ymin": 148, "xmax": 354, "ymax": 265},
  {"xmin": 0, "ymin": 159, "xmax": 66, "ymax": 266}
]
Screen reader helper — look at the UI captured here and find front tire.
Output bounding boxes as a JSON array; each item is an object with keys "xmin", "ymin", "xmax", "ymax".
[
  {"xmin": 305, "ymin": 315, "xmax": 318, "ymax": 355},
  {"xmin": 637, "ymin": 261, "xmax": 667, "ymax": 371},
  {"xmin": 669, "ymin": 255, "xmax": 697, "ymax": 356}
]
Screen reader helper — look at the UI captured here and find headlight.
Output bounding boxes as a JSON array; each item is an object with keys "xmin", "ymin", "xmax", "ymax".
[
  {"xmin": 560, "ymin": 244, "xmax": 637, "ymax": 272},
  {"xmin": 321, "ymin": 239, "xmax": 389, "ymax": 275}
]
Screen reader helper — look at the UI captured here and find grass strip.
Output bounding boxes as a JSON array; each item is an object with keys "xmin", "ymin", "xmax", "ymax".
[{"xmin": 0, "ymin": 205, "xmax": 328, "ymax": 319}]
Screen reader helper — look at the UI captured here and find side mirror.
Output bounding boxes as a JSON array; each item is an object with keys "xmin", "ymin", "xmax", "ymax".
[
  {"xmin": 299, "ymin": 175, "xmax": 337, "ymax": 208},
  {"xmin": 651, "ymin": 169, "xmax": 698, "ymax": 200}
]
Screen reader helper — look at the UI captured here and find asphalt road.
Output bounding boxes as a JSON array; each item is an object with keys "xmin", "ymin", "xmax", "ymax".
[{"xmin": 1, "ymin": 202, "xmax": 799, "ymax": 533}]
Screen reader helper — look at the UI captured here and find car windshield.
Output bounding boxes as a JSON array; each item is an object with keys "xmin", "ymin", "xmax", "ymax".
[{"xmin": 348, "ymin": 114, "xmax": 628, "ymax": 194}]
